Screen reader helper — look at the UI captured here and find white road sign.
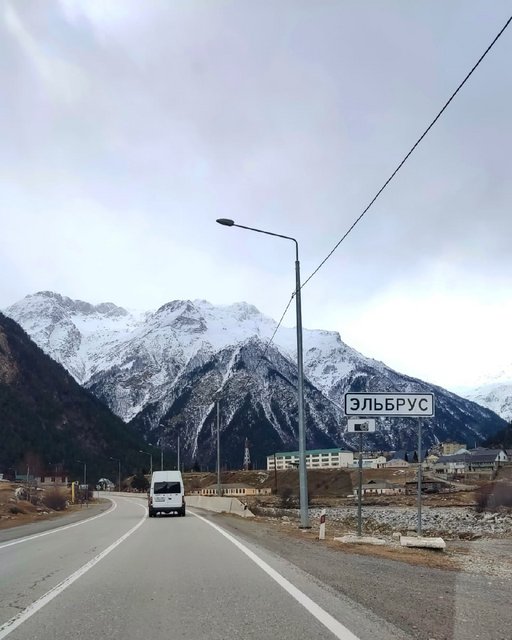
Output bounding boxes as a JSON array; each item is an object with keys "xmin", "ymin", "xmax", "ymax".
[
  {"xmin": 347, "ymin": 418, "xmax": 376, "ymax": 433},
  {"xmin": 344, "ymin": 393, "xmax": 435, "ymax": 417}
]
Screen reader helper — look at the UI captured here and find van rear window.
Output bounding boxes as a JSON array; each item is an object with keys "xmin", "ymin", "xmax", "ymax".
[{"xmin": 154, "ymin": 481, "xmax": 181, "ymax": 494}]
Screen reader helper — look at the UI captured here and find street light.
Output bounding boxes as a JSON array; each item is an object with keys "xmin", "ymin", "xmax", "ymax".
[
  {"xmin": 216, "ymin": 218, "xmax": 310, "ymax": 528},
  {"xmin": 109, "ymin": 457, "xmax": 121, "ymax": 492},
  {"xmin": 76, "ymin": 460, "xmax": 87, "ymax": 486},
  {"xmin": 139, "ymin": 450, "xmax": 153, "ymax": 476}
]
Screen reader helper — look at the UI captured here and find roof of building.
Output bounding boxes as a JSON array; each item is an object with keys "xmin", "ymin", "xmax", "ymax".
[
  {"xmin": 270, "ymin": 448, "xmax": 353, "ymax": 458},
  {"xmin": 436, "ymin": 448, "xmax": 508, "ymax": 465},
  {"xmin": 360, "ymin": 481, "xmax": 403, "ymax": 490}
]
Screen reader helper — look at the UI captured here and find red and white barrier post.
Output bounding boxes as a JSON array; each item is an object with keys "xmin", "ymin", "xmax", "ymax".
[{"xmin": 319, "ymin": 509, "xmax": 326, "ymax": 540}]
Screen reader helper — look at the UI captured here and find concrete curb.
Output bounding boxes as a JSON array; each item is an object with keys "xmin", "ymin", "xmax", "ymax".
[{"xmin": 186, "ymin": 496, "xmax": 254, "ymax": 517}]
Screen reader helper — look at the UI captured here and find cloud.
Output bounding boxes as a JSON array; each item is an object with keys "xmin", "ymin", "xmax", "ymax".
[{"xmin": 3, "ymin": 1, "xmax": 87, "ymax": 105}]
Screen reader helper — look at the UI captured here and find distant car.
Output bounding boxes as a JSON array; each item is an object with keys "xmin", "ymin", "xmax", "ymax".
[{"xmin": 148, "ymin": 470, "xmax": 185, "ymax": 517}]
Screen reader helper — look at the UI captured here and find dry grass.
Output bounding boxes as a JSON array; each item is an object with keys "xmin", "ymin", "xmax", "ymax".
[{"xmin": 0, "ymin": 482, "xmax": 97, "ymax": 531}]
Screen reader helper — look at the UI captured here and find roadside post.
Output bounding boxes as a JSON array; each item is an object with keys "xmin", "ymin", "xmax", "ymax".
[
  {"xmin": 417, "ymin": 418, "xmax": 423, "ymax": 536},
  {"xmin": 345, "ymin": 392, "xmax": 435, "ymax": 537},
  {"xmin": 319, "ymin": 509, "xmax": 326, "ymax": 540},
  {"xmin": 347, "ymin": 418, "xmax": 376, "ymax": 536}
]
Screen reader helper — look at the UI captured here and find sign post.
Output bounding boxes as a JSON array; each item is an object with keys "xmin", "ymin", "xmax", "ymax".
[
  {"xmin": 345, "ymin": 393, "xmax": 435, "ymax": 538},
  {"xmin": 417, "ymin": 418, "xmax": 422, "ymax": 536},
  {"xmin": 347, "ymin": 418, "xmax": 376, "ymax": 536}
]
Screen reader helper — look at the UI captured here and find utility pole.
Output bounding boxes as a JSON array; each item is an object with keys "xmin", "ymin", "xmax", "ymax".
[
  {"xmin": 357, "ymin": 432, "xmax": 363, "ymax": 536},
  {"xmin": 216, "ymin": 399, "xmax": 221, "ymax": 497},
  {"xmin": 177, "ymin": 434, "xmax": 180, "ymax": 471}
]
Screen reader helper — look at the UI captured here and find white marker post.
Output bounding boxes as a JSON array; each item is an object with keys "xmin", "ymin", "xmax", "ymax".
[{"xmin": 319, "ymin": 509, "xmax": 326, "ymax": 540}]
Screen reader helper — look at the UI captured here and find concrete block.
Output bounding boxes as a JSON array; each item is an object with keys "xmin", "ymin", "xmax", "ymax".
[
  {"xmin": 400, "ymin": 536, "xmax": 446, "ymax": 550},
  {"xmin": 334, "ymin": 535, "xmax": 386, "ymax": 546}
]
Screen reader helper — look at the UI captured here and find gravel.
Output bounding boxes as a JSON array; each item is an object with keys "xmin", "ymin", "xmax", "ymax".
[{"xmin": 255, "ymin": 505, "xmax": 512, "ymax": 538}]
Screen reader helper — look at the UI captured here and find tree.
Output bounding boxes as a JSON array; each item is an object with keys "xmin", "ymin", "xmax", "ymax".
[{"xmin": 131, "ymin": 472, "xmax": 149, "ymax": 492}]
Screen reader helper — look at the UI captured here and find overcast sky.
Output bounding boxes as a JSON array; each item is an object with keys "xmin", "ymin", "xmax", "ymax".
[{"xmin": 1, "ymin": 1, "xmax": 511, "ymax": 391}]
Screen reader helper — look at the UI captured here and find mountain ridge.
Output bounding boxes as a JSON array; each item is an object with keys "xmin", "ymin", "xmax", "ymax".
[{"xmin": 5, "ymin": 291, "xmax": 507, "ymax": 468}]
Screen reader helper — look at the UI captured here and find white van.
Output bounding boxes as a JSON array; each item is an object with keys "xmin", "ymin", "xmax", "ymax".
[{"xmin": 148, "ymin": 470, "xmax": 185, "ymax": 517}]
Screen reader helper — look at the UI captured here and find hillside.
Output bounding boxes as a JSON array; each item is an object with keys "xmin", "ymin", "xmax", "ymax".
[{"xmin": 0, "ymin": 313, "xmax": 152, "ymax": 481}]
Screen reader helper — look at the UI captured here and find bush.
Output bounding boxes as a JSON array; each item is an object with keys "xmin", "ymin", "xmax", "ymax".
[
  {"xmin": 9, "ymin": 505, "xmax": 25, "ymax": 514},
  {"xmin": 475, "ymin": 482, "xmax": 512, "ymax": 512},
  {"xmin": 42, "ymin": 488, "xmax": 67, "ymax": 511}
]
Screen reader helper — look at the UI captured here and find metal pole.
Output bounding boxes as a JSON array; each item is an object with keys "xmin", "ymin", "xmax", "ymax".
[
  {"xmin": 216, "ymin": 400, "xmax": 221, "ymax": 497},
  {"xmin": 118, "ymin": 460, "xmax": 121, "ymax": 493},
  {"xmin": 161, "ymin": 447, "xmax": 163, "ymax": 471},
  {"xmin": 357, "ymin": 432, "xmax": 363, "ymax": 536},
  {"xmin": 417, "ymin": 418, "xmax": 422, "ymax": 536},
  {"xmin": 295, "ymin": 256, "xmax": 310, "ymax": 529},
  {"xmin": 177, "ymin": 435, "xmax": 180, "ymax": 471},
  {"xmin": 274, "ymin": 453, "xmax": 278, "ymax": 494},
  {"xmin": 84, "ymin": 463, "xmax": 87, "ymax": 486},
  {"xmin": 150, "ymin": 455, "xmax": 153, "ymax": 476}
]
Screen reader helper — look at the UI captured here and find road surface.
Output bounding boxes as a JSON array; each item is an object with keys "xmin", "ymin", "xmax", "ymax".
[{"xmin": 0, "ymin": 495, "xmax": 407, "ymax": 640}]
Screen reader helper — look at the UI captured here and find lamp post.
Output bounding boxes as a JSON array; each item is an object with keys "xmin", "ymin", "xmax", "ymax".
[
  {"xmin": 109, "ymin": 457, "xmax": 121, "ymax": 492},
  {"xmin": 139, "ymin": 450, "xmax": 153, "ymax": 476},
  {"xmin": 216, "ymin": 218, "xmax": 310, "ymax": 528},
  {"xmin": 216, "ymin": 399, "xmax": 221, "ymax": 497}
]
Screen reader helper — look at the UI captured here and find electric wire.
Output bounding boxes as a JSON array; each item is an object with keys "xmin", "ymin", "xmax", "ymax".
[{"xmin": 302, "ymin": 14, "xmax": 512, "ymax": 289}]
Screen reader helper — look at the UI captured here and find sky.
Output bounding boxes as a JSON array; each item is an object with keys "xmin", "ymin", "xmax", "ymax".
[{"xmin": 0, "ymin": 0, "xmax": 511, "ymax": 392}]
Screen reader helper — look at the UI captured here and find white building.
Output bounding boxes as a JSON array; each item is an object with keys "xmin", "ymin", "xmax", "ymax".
[
  {"xmin": 352, "ymin": 455, "xmax": 387, "ymax": 469},
  {"xmin": 267, "ymin": 448, "xmax": 354, "ymax": 471}
]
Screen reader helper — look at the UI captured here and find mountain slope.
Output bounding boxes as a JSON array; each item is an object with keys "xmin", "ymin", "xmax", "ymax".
[
  {"xmin": 5, "ymin": 292, "xmax": 507, "ymax": 468},
  {"xmin": 464, "ymin": 381, "xmax": 512, "ymax": 423},
  {"xmin": 0, "ymin": 312, "xmax": 150, "ymax": 480}
]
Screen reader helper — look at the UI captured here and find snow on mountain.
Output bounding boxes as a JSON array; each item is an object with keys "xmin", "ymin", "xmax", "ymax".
[
  {"xmin": 4, "ymin": 291, "xmax": 507, "ymax": 467},
  {"xmin": 464, "ymin": 381, "xmax": 512, "ymax": 422}
]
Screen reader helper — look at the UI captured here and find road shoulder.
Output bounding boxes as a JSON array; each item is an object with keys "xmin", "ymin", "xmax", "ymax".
[{"xmin": 0, "ymin": 499, "xmax": 112, "ymax": 545}]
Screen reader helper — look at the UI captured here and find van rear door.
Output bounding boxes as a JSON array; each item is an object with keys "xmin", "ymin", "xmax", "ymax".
[{"xmin": 153, "ymin": 480, "xmax": 182, "ymax": 509}]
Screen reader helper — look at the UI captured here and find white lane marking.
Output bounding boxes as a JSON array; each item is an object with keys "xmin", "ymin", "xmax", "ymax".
[
  {"xmin": 0, "ymin": 500, "xmax": 117, "ymax": 551},
  {"xmin": 191, "ymin": 511, "xmax": 360, "ymax": 640},
  {"xmin": 0, "ymin": 501, "xmax": 147, "ymax": 639}
]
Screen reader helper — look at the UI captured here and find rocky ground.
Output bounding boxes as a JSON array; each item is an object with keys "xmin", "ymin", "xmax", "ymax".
[
  {"xmin": 254, "ymin": 504, "xmax": 512, "ymax": 538},
  {"xmin": 249, "ymin": 504, "xmax": 512, "ymax": 580}
]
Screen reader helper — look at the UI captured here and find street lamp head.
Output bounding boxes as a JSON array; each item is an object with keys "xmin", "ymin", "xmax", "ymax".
[{"xmin": 216, "ymin": 218, "xmax": 235, "ymax": 227}]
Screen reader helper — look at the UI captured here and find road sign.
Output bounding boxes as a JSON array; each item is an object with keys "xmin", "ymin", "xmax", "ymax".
[
  {"xmin": 347, "ymin": 418, "xmax": 376, "ymax": 433},
  {"xmin": 345, "ymin": 392, "xmax": 435, "ymax": 417}
]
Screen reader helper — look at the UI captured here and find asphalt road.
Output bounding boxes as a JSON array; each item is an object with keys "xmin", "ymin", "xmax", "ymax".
[{"xmin": 0, "ymin": 495, "xmax": 408, "ymax": 640}]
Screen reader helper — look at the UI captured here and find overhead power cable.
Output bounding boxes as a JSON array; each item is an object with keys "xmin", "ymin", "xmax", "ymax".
[
  {"xmin": 301, "ymin": 14, "xmax": 512, "ymax": 289},
  {"xmin": 220, "ymin": 14, "xmax": 512, "ymax": 401}
]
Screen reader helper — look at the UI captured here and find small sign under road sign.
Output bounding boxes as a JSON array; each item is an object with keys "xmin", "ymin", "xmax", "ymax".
[
  {"xmin": 345, "ymin": 392, "xmax": 435, "ymax": 417},
  {"xmin": 347, "ymin": 418, "xmax": 376, "ymax": 433}
]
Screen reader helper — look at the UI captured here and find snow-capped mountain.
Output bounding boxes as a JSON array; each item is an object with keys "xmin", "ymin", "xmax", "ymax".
[
  {"xmin": 464, "ymin": 378, "xmax": 512, "ymax": 423},
  {"xmin": 5, "ymin": 291, "xmax": 507, "ymax": 468}
]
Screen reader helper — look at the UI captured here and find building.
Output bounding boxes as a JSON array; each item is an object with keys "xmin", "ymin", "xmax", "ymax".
[
  {"xmin": 351, "ymin": 455, "xmax": 387, "ymax": 469},
  {"xmin": 434, "ymin": 454, "xmax": 467, "ymax": 475},
  {"xmin": 434, "ymin": 448, "xmax": 509, "ymax": 477},
  {"xmin": 384, "ymin": 458, "xmax": 409, "ymax": 468},
  {"xmin": 354, "ymin": 480, "xmax": 405, "ymax": 497},
  {"xmin": 201, "ymin": 484, "xmax": 272, "ymax": 497},
  {"xmin": 267, "ymin": 448, "xmax": 354, "ymax": 471},
  {"xmin": 441, "ymin": 441, "xmax": 467, "ymax": 456}
]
